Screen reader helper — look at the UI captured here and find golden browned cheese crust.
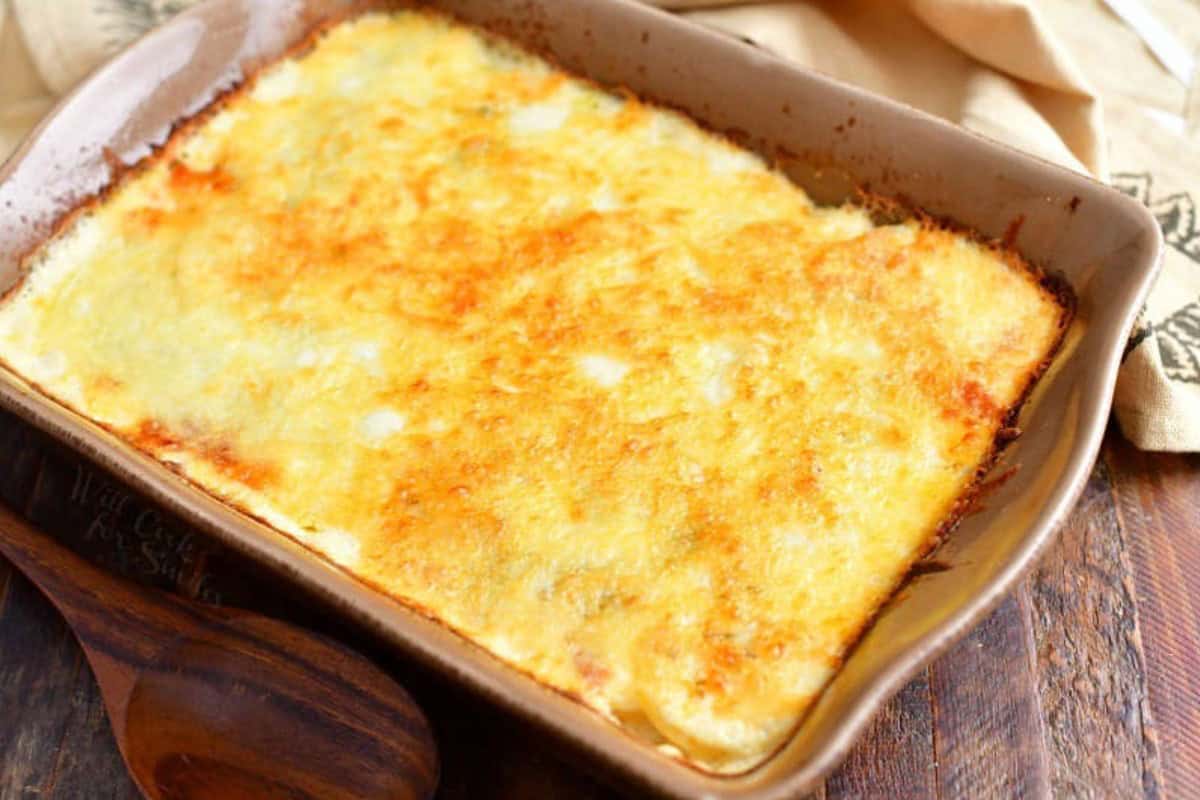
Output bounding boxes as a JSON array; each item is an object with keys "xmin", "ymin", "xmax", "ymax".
[{"xmin": 0, "ymin": 10, "xmax": 1067, "ymax": 772}]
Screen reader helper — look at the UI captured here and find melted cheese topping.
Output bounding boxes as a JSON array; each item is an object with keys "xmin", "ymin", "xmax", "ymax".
[{"xmin": 0, "ymin": 11, "xmax": 1066, "ymax": 772}]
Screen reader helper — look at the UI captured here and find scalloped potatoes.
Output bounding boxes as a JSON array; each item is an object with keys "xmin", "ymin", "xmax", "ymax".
[{"xmin": 0, "ymin": 9, "xmax": 1066, "ymax": 772}]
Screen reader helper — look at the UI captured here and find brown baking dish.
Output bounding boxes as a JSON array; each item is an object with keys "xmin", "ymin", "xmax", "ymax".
[{"xmin": 0, "ymin": 1, "xmax": 1162, "ymax": 797}]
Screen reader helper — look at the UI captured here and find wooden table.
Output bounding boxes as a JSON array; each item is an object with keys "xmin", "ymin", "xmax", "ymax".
[{"xmin": 0, "ymin": 405, "xmax": 1195, "ymax": 799}]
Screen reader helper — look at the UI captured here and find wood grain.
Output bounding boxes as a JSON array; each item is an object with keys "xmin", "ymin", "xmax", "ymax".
[
  {"xmin": 824, "ymin": 669, "xmax": 935, "ymax": 798},
  {"xmin": 0, "ymin": 568, "xmax": 140, "ymax": 799},
  {"xmin": 1107, "ymin": 437, "xmax": 1200, "ymax": 799},
  {"xmin": 0, "ymin": 417, "xmax": 140, "ymax": 800},
  {"xmin": 1025, "ymin": 460, "xmax": 1162, "ymax": 798},
  {"xmin": 0, "ymin": 402, "xmax": 1193, "ymax": 799},
  {"xmin": 929, "ymin": 589, "xmax": 1050, "ymax": 798},
  {"xmin": 0, "ymin": 481, "xmax": 437, "ymax": 800}
]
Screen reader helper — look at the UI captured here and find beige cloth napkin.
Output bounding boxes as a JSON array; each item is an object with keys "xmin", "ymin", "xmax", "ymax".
[{"xmin": 1, "ymin": 0, "xmax": 1197, "ymax": 450}]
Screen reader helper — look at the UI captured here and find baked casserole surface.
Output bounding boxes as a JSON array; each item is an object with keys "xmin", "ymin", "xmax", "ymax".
[{"xmin": 0, "ymin": 9, "xmax": 1068, "ymax": 773}]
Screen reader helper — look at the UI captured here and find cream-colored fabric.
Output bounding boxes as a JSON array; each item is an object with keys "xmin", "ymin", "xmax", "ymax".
[
  {"xmin": 1044, "ymin": 0, "xmax": 1200, "ymax": 452},
  {"xmin": 0, "ymin": 0, "xmax": 201, "ymax": 154},
  {"xmin": 653, "ymin": 0, "xmax": 1106, "ymax": 176},
  {"xmin": 0, "ymin": 0, "xmax": 1196, "ymax": 449}
]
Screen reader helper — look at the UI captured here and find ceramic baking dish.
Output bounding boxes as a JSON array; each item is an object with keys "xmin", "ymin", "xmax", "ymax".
[{"xmin": 0, "ymin": 1, "xmax": 1162, "ymax": 797}]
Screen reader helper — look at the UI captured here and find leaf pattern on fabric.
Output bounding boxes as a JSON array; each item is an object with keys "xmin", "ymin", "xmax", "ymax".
[
  {"xmin": 96, "ymin": 0, "xmax": 198, "ymax": 49},
  {"xmin": 1114, "ymin": 172, "xmax": 1200, "ymax": 384},
  {"xmin": 1155, "ymin": 302, "xmax": 1200, "ymax": 383}
]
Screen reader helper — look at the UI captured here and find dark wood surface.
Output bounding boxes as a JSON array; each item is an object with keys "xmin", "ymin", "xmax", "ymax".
[
  {"xmin": 0, "ymin": 502, "xmax": 437, "ymax": 800},
  {"xmin": 0, "ymin": 406, "xmax": 1194, "ymax": 799}
]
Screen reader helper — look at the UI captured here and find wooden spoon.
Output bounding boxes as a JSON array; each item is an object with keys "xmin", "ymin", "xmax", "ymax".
[{"xmin": 0, "ymin": 501, "xmax": 439, "ymax": 800}]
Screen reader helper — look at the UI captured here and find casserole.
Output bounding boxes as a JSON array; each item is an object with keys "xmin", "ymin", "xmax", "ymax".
[{"xmin": 0, "ymin": 1, "xmax": 1161, "ymax": 796}]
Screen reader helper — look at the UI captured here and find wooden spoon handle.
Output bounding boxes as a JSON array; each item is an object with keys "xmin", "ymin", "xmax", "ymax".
[
  {"xmin": 0, "ymin": 501, "xmax": 201, "ymax": 663},
  {"xmin": 0, "ymin": 503, "xmax": 440, "ymax": 800}
]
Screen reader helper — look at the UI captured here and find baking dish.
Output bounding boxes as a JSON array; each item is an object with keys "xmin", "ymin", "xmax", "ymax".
[{"xmin": 0, "ymin": 1, "xmax": 1162, "ymax": 797}]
